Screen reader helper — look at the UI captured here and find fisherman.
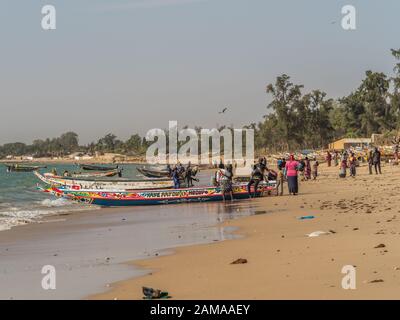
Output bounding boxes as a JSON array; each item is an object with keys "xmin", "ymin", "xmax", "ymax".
[
  {"xmin": 220, "ymin": 164, "xmax": 234, "ymax": 202},
  {"xmin": 63, "ymin": 170, "xmax": 70, "ymax": 177},
  {"xmin": 51, "ymin": 168, "xmax": 58, "ymax": 176},
  {"xmin": 247, "ymin": 163, "xmax": 265, "ymax": 198},
  {"xmin": 171, "ymin": 166, "xmax": 180, "ymax": 189},
  {"xmin": 176, "ymin": 162, "xmax": 185, "ymax": 175},
  {"xmin": 372, "ymin": 147, "xmax": 382, "ymax": 174},
  {"xmin": 185, "ymin": 162, "xmax": 193, "ymax": 187}
]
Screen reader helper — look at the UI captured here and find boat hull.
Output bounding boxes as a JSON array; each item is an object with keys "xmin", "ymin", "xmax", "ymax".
[
  {"xmin": 45, "ymin": 169, "xmax": 120, "ymax": 179},
  {"xmin": 43, "ymin": 183, "xmax": 277, "ymax": 207},
  {"xmin": 5, "ymin": 164, "xmax": 47, "ymax": 172},
  {"xmin": 34, "ymin": 171, "xmax": 175, "ymax": 190},
  {"xmin": 79, "ymin": 164, "xmax": 119, "ymax": 171}
]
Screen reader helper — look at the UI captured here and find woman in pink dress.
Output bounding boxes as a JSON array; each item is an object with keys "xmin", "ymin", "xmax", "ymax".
[{"xmin": 285, "ymin": 155, "xmax": 299, "ymax": 195}]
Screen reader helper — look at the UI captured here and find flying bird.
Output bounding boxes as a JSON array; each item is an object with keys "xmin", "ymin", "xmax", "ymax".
[{"xmin": 219, "ymin": 107, "xmax": 228, "ymax": 114}]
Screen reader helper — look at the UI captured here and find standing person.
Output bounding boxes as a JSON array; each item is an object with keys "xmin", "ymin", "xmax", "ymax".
[
  {"xmin": 276, "ymin": 167, "xmax": 284, "ymax": 196},
  {"xmin": 247, "ymin": 163, "xmax": 265, "ymax": 198},
  {"xmin": 312, "ymin": 160, "xmax": 319, "ymax": 180},
  {"xmin": 185, "ymin": 162, "xmax": 193, "ymax": 187},
  {"xmin": 220, "ymin": 164, "xmax": 234, "ymax": 202},
  {"xmin": 304, "ymin": 157, "xmax": 311, "ymax": 180},
  {"xmin": 333, "ymin": 151, "xmax": 339, "ymax": 166},
  {"xmin": 326, "ymin": 151, "xmax": 332, "ymax": 167},
  {"xmin": 339, "ymin": 159, "xmax": 347, "ymax": 178},
  {"xmin": 372, "ymin": 147, "xmax": 382, "ymax": 174},
  {"xmin": 285, "ymin": 155, "xmax": 299, "ymax": 195},
  {"xmin": 349, "ymin": 152, "xmax": 357, "ymax": 177},
  {"xmin": 367, "ymin": 149, "xmax": 373, "ymax": 175},
  {"xmin": 298, "ymin": 158, "xmax": 306, "ymax": 181},
  {"xmin": 171, "ymin": 166, "xmax": 180, "ymax": 189}
]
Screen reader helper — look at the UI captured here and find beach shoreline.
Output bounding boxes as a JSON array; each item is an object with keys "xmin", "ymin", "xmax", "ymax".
[
  {"xmin": 0, "ymin": 192, "xmax": 259, "ymax": 299},
  {"xmin": 91, "ymin": 162, "xmax": 400, "ymax": 300}
]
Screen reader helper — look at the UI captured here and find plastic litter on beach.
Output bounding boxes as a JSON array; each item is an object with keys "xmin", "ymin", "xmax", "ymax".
[
  {"xmin": 299, "ymin": 215, "xmax": 315, "ymax": 220},
  {"xmin": 142, "ymin": 287, "xmax": 171, "ymax": 299},
  {"xmin": 306, "ymin": 231, "xmax": 333, "ymax": 237}
]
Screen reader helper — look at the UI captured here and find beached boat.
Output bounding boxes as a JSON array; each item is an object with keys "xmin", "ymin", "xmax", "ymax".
[
  {"xmin": 46, "ymin": 169, "xmax": 121, "ymax": 179},
  {"xmin": 137, "ymin": 166, "xmax": 170, "ymax": 178},
  {"xmin": 4, "ymin": 163, "xmax": 47, "ymax": 172},
  {"xmin": 78, "ymin": 164, "xmax": 119, "ymax": 171},
  {"xmin": 137, "ymin": 165, "xmax": 198, "ymax": 178},
  {"xmin": 34, "ymin": 171, "xmax": 174, "ymax": 190},
  {"xmin": 40, "ymin": 182, "xmax": 277, "ymax": 206}
]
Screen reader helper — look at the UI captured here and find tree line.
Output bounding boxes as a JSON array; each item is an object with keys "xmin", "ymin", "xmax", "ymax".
[
  {"xmin": 254, "ymin": 48, "xmax": 400, "ymax": 152},
  {"xmin": 1, "ymin": 48, "xmax": 399, "ymax": 158},
  {"xmin": 0, "ymin": 132, "xmax": 150, "ymax": 158}
]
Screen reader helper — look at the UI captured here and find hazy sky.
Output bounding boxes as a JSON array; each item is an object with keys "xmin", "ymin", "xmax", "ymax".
[{"xmin": 0, "ymin": 0, "xmax": 399, "ymax": 145}]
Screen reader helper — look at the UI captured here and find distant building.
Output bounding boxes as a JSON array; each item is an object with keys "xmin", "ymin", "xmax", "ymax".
[{"xmin": 328, "ymin": 138, "xmax": 371, "ymax": 151}]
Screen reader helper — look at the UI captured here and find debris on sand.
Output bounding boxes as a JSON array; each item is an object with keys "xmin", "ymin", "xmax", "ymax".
[
  {"xmin": 369, "ymin": 279, "xmax": 384, "ymax": 283},
  {"xmin": 142, "ymin": 287, "xmax": 170, "ymax": 299},
  {"xmin": 374, "ymin": 244, "xmax": 386, "ymax": 249},
  {"xmin": 254, "ymin": 210, "xmax": 267, "ymax": 215},
  {"xmin": 306, "ymin": 231, "xmax": 334, "ymax": 237},
  {"xmin": 299, "ymin": 215, "xmax": 315, "ymax": 220},
  {"xmin": 231, "ymin": 258, "xmax": 248, "ymax": 264}
]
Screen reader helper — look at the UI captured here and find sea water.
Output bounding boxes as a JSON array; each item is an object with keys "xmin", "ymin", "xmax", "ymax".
[{"xmin": 0, "ymin": 163, "xmax": 142, "ymax": 231}]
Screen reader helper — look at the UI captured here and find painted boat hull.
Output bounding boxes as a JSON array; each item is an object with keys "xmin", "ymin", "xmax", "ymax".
[
  {"xmin": 42, "ymin": 183, "xmax": 277, "ymax": 207},
  {"xmin": 34, "ymin": 171, "xmax": 174, "ymax": 190},
  {"xmin": 45, "ymin": 169, "xmax": 121, "ymax": 179}
]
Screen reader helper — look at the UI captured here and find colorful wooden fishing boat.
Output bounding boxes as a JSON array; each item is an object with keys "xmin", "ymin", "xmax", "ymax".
[
  {"xmin": 78, "ymin": 164, "xmax": 119, "ymax": 171},
  {"xmin": 45, "ymin": 169, "xmax": 121, "ymax": 179},
  {"xmin": 137, "ymin": 165, "xmax": 199, "ymax": 178},
  {"xmin": 137, "ymin": 166, "xmax": 170, "ymax": 178},
  {"xmin": 40, "ymin": 182, "xmax": 277, "ymax": 207},
  {"xmin": 4, "ymin": 163, "xmax": 47, "ymax": 172},
  {"xmin": 34, "ymin": 171, "xmax": 175, "ymax": 190}
]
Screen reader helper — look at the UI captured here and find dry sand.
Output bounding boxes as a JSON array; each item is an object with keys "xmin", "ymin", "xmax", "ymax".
[{"xmin": 91, "ymin": 162, "xmax": 400, "ymax": 300}]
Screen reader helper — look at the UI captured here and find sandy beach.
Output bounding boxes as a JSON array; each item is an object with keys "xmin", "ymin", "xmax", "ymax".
[{"xmin": 91, "ymin": 162, "xmax": 400, "ymax": 300}]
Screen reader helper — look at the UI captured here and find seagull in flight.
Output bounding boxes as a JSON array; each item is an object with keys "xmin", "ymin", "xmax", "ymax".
[{"xmin": 219, "ymin": 107, "xmax": 228, "ymax": 114}]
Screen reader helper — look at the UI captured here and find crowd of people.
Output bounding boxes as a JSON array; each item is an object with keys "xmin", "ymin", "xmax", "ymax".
[
  {"xmin": 326, "ymin": 147, "xmax": 382, "ymax": 178},
  {"xmin": 164, "ymin": 146, "xmax": 385, "ymax": 201}
]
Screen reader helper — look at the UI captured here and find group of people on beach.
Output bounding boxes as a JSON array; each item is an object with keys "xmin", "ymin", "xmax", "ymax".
[
  {"xmin": 326, "ymin": 147, "xmax": 382, "ymax": 178},
  {"xmin": 166, "ymin": 162, "xmax": 198, "ymax": 188},
  {"xmin": 167, "ymin": 146, "xmax": 385, "ymax": 201}
]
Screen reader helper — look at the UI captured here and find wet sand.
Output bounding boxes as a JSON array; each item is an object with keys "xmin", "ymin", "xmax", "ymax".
[
  {"xmin": 92, "ymin": 162, "xmax": 400, "ymax": 300},
  {"xmin": 0, "ymin": 198, "xmax": 259, "ymax": 299}
]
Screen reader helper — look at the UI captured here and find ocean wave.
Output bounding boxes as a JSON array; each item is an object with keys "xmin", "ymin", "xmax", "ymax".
[
  {"xmin": 0, "ymin": 202, "xmax": 99, "ymax": 232},
  {"xmin": 40, "ymin": 198, "xmax": 70, "ymax": 207}
]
